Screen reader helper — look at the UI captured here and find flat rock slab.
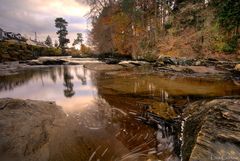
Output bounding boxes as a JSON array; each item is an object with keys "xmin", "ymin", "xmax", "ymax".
[
  {"xmin": 170, "ymin": 65, "xmax": 224, "ymax": 74},
  {"xmin": 0, "ymin": 98, "xmax": 66, "ymax": 161},
  {"xmin": 182, "ymin": 99, "xmax": 240, "ymax": 161}
]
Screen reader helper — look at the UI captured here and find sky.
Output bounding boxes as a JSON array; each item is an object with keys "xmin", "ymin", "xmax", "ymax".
[{"xmin": 0, "ymin": 0, "xmax": 90, "ymax": 46}]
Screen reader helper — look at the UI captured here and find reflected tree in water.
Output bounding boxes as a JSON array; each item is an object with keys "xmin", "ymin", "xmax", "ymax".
[
  {"xmin": 74, "ymin": 67, "xmax": 87, "ymax": 85},
  {"xmin": 49, "ymin": 68, "xmax": 57, "ymax": 83},
  {"xmin": 63, "ymin": 67, "xmax": 75, "ymax": 97}
]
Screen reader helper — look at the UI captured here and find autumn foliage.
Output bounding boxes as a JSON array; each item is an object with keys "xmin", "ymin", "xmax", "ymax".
[{"xmin": 87, "ymin": 0, "xmax": 240, "ymax": 59}]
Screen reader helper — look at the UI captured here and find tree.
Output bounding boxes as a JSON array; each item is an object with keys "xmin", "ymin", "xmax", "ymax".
[
  {"xmin": 212, "ymin": 0, "xmax": 240, "ymax": 34},
  {"xmin": 72, "ymin": 33, "xmax": 83, "ymax": 46},
  {"xmin": 55, "ymin": 17, "xmax": 70, "ymax": 55},
  {"xmin": 45, "ymin": 35, "xmax": 53, "ymax": 47},
  {"xmin": 54, "ymin": 40, "xmax": 59, "ymax": 48},
  {"xmin": 80, "ymin": 44, "xmax": 92, "ymax": 54}
]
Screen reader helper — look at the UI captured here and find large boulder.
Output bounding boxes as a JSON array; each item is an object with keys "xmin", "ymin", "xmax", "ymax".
[
  {"xmin": 0, "ymin": 98, "xmax": 66, "ymax": 161},
  {"xmin": 182, "ymin": 99, "xmax": 240, "ymax": 161}
]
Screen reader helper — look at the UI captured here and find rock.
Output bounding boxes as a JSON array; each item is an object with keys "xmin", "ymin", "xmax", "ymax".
[
  {"xmin": 41, "ymin": 59, "xmax": 66, "ymax": 65},
  {"xmin": 104, "ymin": 58, "xmax": 121, "ymax": 64},
  {"xmin": 0, "ymin": 98, "xmax": 66, "ymax": 161},
  {"xmin": 27, "ymin": 60, "xmax": 43, "ymax": 65},
  {"xmin": 157, "ymin": 56, "xmax": 176, "ymax": 65},
  {"xmin": 195, "ymin": 60, "xmax": 201, "ymax": 66},
  {"xmin": 178, "ymin": 58, "xmax": 194, "ymax": 66},
  {"xmin": 118, "ymin": 62, "xmax": 136, "ymax": 68},
  {"xmin": 182, "ymin": 99, "xmax": 240, "ymax": 161},
  {"xmin": 207, "ymin": 58, "xmax": 218, "ymax": 62},
  {"xmin": 153, "ymin": 61, "xmax": 165, "ymax": 67},
  {"xmin": 234, "ymin": 64, "xmax": 240, "ymax": 72},
  {"xmin": 27, "ymin": 57, "xmax": 71, "ymax": 66},
  {"xmin": 170, "ymin": 65, "xmax": 222, "ymax": 74},
  {"xmin": 119, "ymin": 60, "xmax": 150, "ymax": 67},
  {"xmin": 27, "ymin": 59, "xmax": 66, "ymax": 66},
  {"xmin": 163, "ymin": 57, "xmax": 176, "ymax": 65}
]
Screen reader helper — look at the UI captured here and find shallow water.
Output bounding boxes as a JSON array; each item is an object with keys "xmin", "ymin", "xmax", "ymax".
[{"xmin": 0, "ymin": 65, "xmax": 240, "ymax": 161}]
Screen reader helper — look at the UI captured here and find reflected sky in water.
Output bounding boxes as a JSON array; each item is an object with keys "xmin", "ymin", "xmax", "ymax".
[
  {"xmin": 0, "ymin": 65, "xmax": 98, "ymax": 113},
  {"xmin": 1, "ymin": 65, "xmax": 240, "ymax": 161},
  {"xmin": 0, "ymin": 65, "xmax": 182, "ymax": 161}
]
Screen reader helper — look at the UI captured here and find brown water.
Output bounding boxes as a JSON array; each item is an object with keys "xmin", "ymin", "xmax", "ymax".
[{"xmin": 0, "ymin": 65, "xmax": 240, "ymax": 161}]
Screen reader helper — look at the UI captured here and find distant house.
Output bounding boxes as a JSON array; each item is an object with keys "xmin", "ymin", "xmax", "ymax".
[
  {"xmin": 15, "ymin": 33, "xmax": 23, "ymax": 40},
  {"xmin": 0, "ymin": 28, "xmax": 47, "ymax": 47},
  {"xmin": 0, "ymin": 28, "xmax": 4, "ymax": 41},
  {"xmin": 0, "ymin": 28, "xmax": 25, "ymax": 41}
]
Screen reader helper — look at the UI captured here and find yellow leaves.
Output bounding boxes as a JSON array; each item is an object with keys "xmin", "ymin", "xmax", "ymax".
[
  {"xmin": 112, "ymin": 12, "xmax": 131, "ymax": 30},
  {"xmin": 80, "ymin": 44, "xmax": 92, "ymax": 54}
]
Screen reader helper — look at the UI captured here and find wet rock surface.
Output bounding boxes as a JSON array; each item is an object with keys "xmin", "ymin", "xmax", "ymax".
[
  {"xmin": 234, "ymin": 64, "xmax": 240, "ymax": 72},
  {"xmin": 1, "ymin": 58, "xmax": 240, "ymax": 161},
  {"xmin": 0, "ymin": 98, "xmax": 66, "ymax": 161},
  {"xmin": 182, "ymin": 99, "xmax": 240, "ymax": 161},
  {"xmin": 154, "ymin": 56, "xmax": 240, "ymax": 76}
]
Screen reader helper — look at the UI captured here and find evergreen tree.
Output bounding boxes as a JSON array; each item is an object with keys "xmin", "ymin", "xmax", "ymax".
[
  {"xmin": 45, "ymin": 35, "xmax": 53, "ymax": 47},
  {"xmin": 54, "ymin": 40, "xmax": 59, "ymax": 48},
  {"xmin": 72, "ymin": 33, "xmax": 83, "ymax": 47},
  {"xmin": 55, "ymin": 17, "xmax": 70, "ymax": 55}
]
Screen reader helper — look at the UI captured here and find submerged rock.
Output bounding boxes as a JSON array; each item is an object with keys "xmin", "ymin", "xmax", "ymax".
[{"xmin": 182, "ymin": 99, "xmax": 240, "ymax": 161}]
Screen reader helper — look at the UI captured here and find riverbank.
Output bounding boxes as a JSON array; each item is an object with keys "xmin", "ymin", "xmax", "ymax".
[
  {"xmin": 0, "ymin": 41, "xmax": 61, "ymax": 62},
  {"xmin": 0, "ymin": 57, "xmax": 240, "ymax": 161},
  {"xmin": 2, "ymin": 56, "xmax": 239, "ymax": 80}
]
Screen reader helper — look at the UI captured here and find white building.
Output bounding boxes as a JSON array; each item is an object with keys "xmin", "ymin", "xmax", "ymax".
[
  {"xmin": 0, "ymin": 28, "xmax": 5, "ymax": 41},
  {"xmin": 0, "ymin": 28, "xmax": 24, "ymax": 41}
]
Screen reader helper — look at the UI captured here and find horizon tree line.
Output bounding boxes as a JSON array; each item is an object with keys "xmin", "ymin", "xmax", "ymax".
[{"xmin": 43, "ymin": 17, "xmax": 86, "ymax": 55}]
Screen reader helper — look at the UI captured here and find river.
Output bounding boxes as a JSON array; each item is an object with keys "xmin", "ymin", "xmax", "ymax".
[{"xmin": 0, "ymin": 65, "xmax": 240, "ymax": 161}]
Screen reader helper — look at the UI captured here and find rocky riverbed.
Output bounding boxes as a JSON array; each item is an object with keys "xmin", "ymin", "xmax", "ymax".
[
  {"xmin": 0, "ymin": 56, "xmax": 240, "ymax": 161},
  {"xmin": 0, "ymin": 98, "xmax": 239, "ymax": 161}
]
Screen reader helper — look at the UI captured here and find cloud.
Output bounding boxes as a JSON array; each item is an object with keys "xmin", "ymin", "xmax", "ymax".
[{"xmin": 0, "ymin": 0, "xmax": 90, "ymax": 45}]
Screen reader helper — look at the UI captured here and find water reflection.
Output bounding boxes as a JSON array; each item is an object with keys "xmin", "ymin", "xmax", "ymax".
[
  {"xmin": 0, "ymin": 65, "xmax": 240, "ymax": 161},
  {"xmin": 63, "ymin": 66, "xmax": 75, "ymax": 97},
  {"xmin": 0, "ymin": 66, "xmax": 90, "ymax": 101}
]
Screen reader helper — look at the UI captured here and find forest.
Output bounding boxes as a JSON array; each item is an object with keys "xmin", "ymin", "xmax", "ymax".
[{"xmin": 87, "ymin": 0, "xmax": 240, "ymax": 60}]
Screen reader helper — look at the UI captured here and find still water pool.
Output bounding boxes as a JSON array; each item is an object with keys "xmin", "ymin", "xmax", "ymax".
[{"xmin": 0, "ymin": 65, "xmax": 239, "ymax": 161}]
